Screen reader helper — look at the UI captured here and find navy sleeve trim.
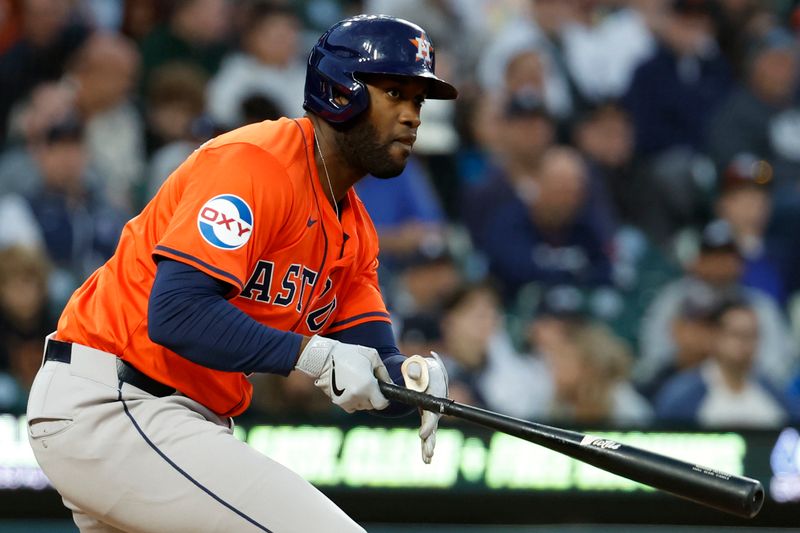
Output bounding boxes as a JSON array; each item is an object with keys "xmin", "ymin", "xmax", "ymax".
[
  {"xmin": 153, "ymin": 245, "xmax": 244, "ymax": 289},
  {"xmin": 148, "ymin": 259, "xmax": 301, "ymax": 375},
  {"xmin": 329, "ymin": 311, "xmax": 391, "ymax": 329}
]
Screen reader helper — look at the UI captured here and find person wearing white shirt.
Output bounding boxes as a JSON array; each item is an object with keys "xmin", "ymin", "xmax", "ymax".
[
  {"xmin": 655, "ymin": 298, "xmax": 797, "ymax": 428},
  {"xmin": 207, "ymin": 3, "xmax": 305, "ymax": 129}
]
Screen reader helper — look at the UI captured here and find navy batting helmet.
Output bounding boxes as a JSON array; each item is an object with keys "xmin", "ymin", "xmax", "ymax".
[{"xmin": 303, "ymin": 14, "xmax": 458, "ymax": 124}]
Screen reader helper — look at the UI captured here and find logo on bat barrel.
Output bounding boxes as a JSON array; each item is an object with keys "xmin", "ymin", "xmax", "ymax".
[{"xmin": 580, "ymin": 435, "xmax": 621, "ymax": 450}]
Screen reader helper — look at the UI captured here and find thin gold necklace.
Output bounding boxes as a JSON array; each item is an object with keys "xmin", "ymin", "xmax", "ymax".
[{"xmin": 314, "ymin": 133, "xmax": 339, "ymax": 220}]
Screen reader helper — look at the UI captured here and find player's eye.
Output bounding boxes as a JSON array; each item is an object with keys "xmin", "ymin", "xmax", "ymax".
[
  {"xmin": 386, "ymin": 88, "xmax": 401, "ymax": 99},
  {"xmin": 415, "ymin": 96, "xmax": 426, "ymax": 107}
]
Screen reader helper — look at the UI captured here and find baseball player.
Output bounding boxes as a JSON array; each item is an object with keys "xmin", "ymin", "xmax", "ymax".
[{"xmin": 26, "ymin": 15, "xmax": 454, "ymax": 533}]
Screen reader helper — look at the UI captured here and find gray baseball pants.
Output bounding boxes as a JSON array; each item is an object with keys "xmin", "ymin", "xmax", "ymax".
[{"xmin": 27, "ymin": 337, "xmax": 365, "ymax": 533}]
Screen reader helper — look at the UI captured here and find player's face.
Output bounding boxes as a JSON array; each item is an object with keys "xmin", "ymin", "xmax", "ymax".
[{"xmin": 337, "ymin": 75, "xmax": 426, "ymax": 179}]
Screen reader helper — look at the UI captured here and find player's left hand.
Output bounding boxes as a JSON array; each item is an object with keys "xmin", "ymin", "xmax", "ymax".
[{"xmin": 401, "ymin": 352, "xmax": 448, "ymax": 464}]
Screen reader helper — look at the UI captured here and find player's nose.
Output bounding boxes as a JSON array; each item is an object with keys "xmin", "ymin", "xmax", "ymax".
[{"xmin": 398, "ymin": 101, "xmax": 421, "ymax": 129}]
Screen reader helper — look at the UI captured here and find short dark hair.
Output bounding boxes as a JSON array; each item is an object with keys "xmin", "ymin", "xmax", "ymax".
[
  {"xmin": 43, "ymin": 115, "xmax": 84, "ymax": 145},
  {"xmin": 504, "ymin": 90, "xmax": 550, "ymax": 121},
  {"xmin": 573, "ymin": 100, "xmax": 628, "ymax": 127},
  {"xmin": 442, "ymin": 280, "xmax": 502, "ymax": 316},
  {"xmin": 166, "ymin": 0, "xmax": 200, "ymax": 19},
  {"xmin": 709, "ymin": 293, "xmax": 753, "ymax": 325},
  {"xmin": 240, "ymin": 93, "xmax": 282, "ymax": 124},
  {"xmin": 678, "ymin": 286, "xmax": 720, "ymax": 322},
  {"xmin": 699, "ymin": 219, "xmax": 739, "ymax": 255},
  {"xmin": 671, "ymin": 0, "xmax": 718, "ymax": 17},
  {"xmin": 146, "ymin": 62, "xmax": 208, "ymax": 114}
]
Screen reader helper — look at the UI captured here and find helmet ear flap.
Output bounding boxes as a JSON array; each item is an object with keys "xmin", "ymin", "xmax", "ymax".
[
  {"xmin": 326, "ymin": 80, "xmax": 353, "ymax": 108},
  {"xmin": 304, "ymin": 49, "xmax": 370, "ymax": 124}
]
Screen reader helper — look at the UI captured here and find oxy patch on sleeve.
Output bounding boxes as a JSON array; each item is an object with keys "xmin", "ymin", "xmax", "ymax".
[{"xmin": 196, "ymin": 194, "xmax": 254, "ymax": 250}]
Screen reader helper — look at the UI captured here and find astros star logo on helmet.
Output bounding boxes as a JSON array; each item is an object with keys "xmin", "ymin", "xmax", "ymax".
[{"xmin": 409, "ymin": 32, "xmax": 433, "ymax": 67}]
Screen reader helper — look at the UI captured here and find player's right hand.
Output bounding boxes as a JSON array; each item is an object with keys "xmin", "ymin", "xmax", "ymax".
[
  {"xmin": 402, "ymin": 352, "xmax": 449, "ymax": 464},
  {"xmin": 295, "ymin": 335, "xmax": 390, "ymax": 413}
]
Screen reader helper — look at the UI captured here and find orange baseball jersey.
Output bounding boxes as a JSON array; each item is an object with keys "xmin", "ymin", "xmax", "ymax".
[{"xmin": 56, "ymin": 117, "xmax": 390, "ymax": 417}]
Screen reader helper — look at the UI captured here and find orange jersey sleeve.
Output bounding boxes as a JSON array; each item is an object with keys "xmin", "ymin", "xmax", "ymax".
[{"xmin": 154, "ymin": 143, "xmax": 295, "ymax": 292}]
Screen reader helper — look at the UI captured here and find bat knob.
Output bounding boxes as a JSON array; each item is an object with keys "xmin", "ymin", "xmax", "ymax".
[{"xmin": 401, "ymin": 355, "xmax": 429, "ymax": 392}]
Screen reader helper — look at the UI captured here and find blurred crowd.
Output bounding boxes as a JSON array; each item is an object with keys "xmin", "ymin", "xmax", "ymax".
[{"xmin": 2, "ymin": 0, "xmax": 800, "ymax": 431}]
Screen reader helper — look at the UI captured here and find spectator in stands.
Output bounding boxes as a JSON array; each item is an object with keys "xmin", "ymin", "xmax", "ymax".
[
  {"xmin": 412, "ymin": 52, "xmax": 461, "ymax": 219},
  {"xmin": 715, "ymin": 0, "xmax": 777, "ymax": 77},
  {"xmin": 239, "ymin": 93, "xmax": 282, "ymax": 126},
  {"xmin": 121, "ymin": 0, "xmax": 169, "ymax": 42},
  {"xmin": 571, "ymin": 101, "xmax": 635, "ymax": 234},
  {"xmin": 476, "ymin": 1, "xmax": 578, "ymax": 122},
  {"xmin": 621, "ymin": 0, "xmax": 732, "ymax": 246},
  {"xmin": 541, "ymin": 320, "xmax": 653, "ymax": 426},
  {"xmin": 356, "ymin": 155, "xmax": 447, "ymax": 275},
  {"xmin": 606, "ymin": 223, "xmax": 681, "ymax": 347},
  {"xmin": 464, "ymin": 49, "xmax": 558, "ymax": 188},
  {"xmin": 23, "ymin": 115, "xmax": 128, "ymax": 306},
  {"xmin": 624, "ymin": 0, "xmax": 732, "ymax": 156},
  {"xmin": 655, "ymin": 297, "xmax": 797, "ymax": 428},
  {"xmin": 385, "ymin": 245, "xmax": 463, "ymax": 338},
  {"xmin": 786, "ymin": 367, "xmax": 800, "ymax": 418},
  {"xmin": 572, "ymin": 101, "xmax": 696, "ymax": 243},
  {"xmin": 571, "ymin": 100, "xmax": 676, "ymax": 345},
  {"xmin": 0, "ymin": 245, "xmax": 52, "ymax": 414},
  {"xmin": 207, "ymin": 2, "xmax": 305, "ymax": 128},
  {"xmin": 0, "ymin": 0, "xmax": 89, "ymax": 141},
  {"xmin": 523, "ymin": 283, "xmax": 591, "ymax": 361},
  {"xmin": 478, "ymin": 145, "xmax": 613, "ymax": 300},
  {"xmin": 714, "ymin": 154, "xmax": 785, "ymax": 305},
  {"xmin": 639, "ymin": 283, "xmax": 720, "ymax": 399},
  {"xmin": 396, "ymin": 313, "xmax": 443, "ymax": 368},
  {"xmin": 0, "ymin": 0, "xmax": 22, "ymax": 54},
  {"xmin": 138, "ymin": 0, "xmax": 230, "ymax": 95},
  {"xmin": 438, "ymin": 282, "xmax": 551, "ymax": 420},
  {"xmin": 637, "ymin": 219, "xmax": 797, "ymax": 391},
  {"xmin": 0, "ymin": 80, "xmax": 74, "ymax": 196},
  {"xmin": 462, "ymin": 91, "xmax": 556, "ymax": 250},
  {"xmin": 143, "ymin": 62, "xmax": 210, "ymax": 201},
  {"xmin": 0, "ymin": 194, "xmax": 44, "ymax": 251},
  {"xmin": 706, "ymin": 27, "xmax": 800, "ymax": 208},
  {"xmin": 503, "ymin": 49, "xmax": 556, "ymax": 112},
  {"xmin": 158, "ymin": 87, "xmax": 279, "ymax": 200},
  {"xmin": 560, "ymin": 0, "xmax": 661, "ymax": 103},
  {"xmin": 76, "ymin": 0, "xmax": 125, "ymax": 31},
  {"xmin": 143, "ymin": 62, "xmax": 209, "ymax": 153},
  {"xmin": 67, "ymin": 32, "xmax": 145, "ymax": 211}
]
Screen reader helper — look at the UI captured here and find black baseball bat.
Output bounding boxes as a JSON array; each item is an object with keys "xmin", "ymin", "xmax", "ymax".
[{"xmin": 379, "ymin": 381, "xmax": 764, "ymax": 519}]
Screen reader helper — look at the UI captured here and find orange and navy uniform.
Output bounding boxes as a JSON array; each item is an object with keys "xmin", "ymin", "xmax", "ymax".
[{"xmin": 56, "ymin": 117, "xmax": 391, "ymax": 417}]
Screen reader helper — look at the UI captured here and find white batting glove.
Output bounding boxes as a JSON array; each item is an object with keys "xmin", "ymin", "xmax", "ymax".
[
  {"xmin": 295, "ymin": 335, "xmax": 391, "ymax": 413},
  {"xmin": 402, "ymin": 352, "xmax": 449, "ymax": 464}
]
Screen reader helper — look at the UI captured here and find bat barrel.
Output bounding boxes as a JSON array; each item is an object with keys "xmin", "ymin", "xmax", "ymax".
[{"xmin": 379, "ymin": 382, "xmax": 765, "ymax": 519}]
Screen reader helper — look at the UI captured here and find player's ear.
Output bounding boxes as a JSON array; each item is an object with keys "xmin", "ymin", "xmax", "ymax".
[
  {"xmin": 333, "ymin": 92, "xmax": 350, "ymax": 106},
  {"xmin": 320, "ymin": 79, "xmax": 350, "ymax": 107}
]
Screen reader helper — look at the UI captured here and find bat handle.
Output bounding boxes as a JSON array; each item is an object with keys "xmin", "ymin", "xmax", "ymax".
[{"xmin": 379, "ymin": 381, "xmax": 452, "ymax": 413}]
